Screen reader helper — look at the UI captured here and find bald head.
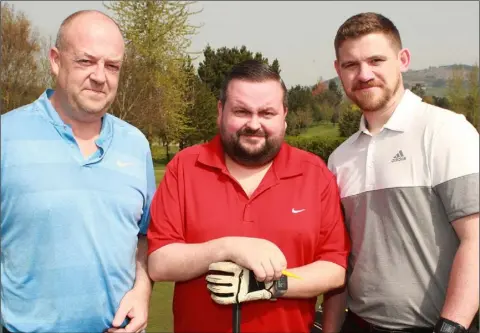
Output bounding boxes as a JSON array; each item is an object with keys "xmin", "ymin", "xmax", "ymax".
[{"xmin": 55, "ymin": 10, "xmax": 124, "ymax": 51}]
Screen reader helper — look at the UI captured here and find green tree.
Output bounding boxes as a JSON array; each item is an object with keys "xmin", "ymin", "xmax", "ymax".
[
  {"xmin": 432, "ymin": 96, "xmax": 450, "ymax": 109},
  {"xmin": 197, "ymin": 45, "xmax": 281, "ymax": 98},
  {"xmin": 411, "ymin": 83, "xmax": 426, "ymax": 99},
  {"xmin": 338, "ymin": 103, "xmax": 362, "ymax": 137},
  {"xmin": 179, "ymin": 57, "xmax": 218, "ymax": 148},
  {"xmin": 446, "ymin": 64, "xmax": 479, "ymax": 130},
  {"xmin": 105, "ymin": 0, "xmax": 201, "ymax": 158},
  {"xmin": 327, "ymin": 80, "xmax": 343, "ymax": 106},
  {"xmin": 271, "ymin": 59, "xmax": 281, "ymax": 75},
  {"xmin": 466, "ymin": 64, "xmax": 479, "ymax": 130},
  {"xmin": 1, "ymin": 2, "xmax": 45, "ymax": 113}
]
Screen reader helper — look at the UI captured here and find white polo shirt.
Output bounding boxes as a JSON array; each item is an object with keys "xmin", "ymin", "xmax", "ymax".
[{"xmin": 328, "ymin": 90, "xmax": 479, "ymax": 329}]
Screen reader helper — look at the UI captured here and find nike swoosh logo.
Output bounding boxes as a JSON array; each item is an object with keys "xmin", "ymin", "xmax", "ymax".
[
  {"xmin": 292, "ymin": 208, "xmax": 306, "ymax": 214},
  {"xmin": 116, "ymin": 161, "xmax": 133, "ymax": 167}
]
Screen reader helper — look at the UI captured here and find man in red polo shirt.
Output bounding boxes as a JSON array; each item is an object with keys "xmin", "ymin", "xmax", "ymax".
[{"xmin": 147, "ymin": 60, "xmax": 350, "ymax": 333}]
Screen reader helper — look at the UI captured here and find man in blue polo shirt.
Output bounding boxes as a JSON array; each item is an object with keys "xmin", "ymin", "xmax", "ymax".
[{"xmin": 1, "ymin": 10, "xmax": 156, "ymax": 333}]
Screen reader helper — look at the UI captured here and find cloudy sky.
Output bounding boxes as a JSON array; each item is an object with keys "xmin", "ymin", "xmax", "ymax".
[{"xmin": 7, "ymin": 1, "xmax": 479, "ymax": 87}]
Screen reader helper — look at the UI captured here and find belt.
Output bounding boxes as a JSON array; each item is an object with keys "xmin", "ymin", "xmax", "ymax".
[{"xmin": 344, "ymin": 310, "xmax": 433, "ymax": 333}]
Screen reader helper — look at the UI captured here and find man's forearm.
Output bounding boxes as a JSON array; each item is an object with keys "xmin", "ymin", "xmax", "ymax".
[
  {"xmin": 281, "ymin": 261, "xmax": 346, "ymax": 299},
  {"xmin": 148, "ymin": 238, "xmax": 228, "ymax": 282},
  {"xmin": 133, "ymin": 236, "xmax": 153, "ymax": 294},
  {"xmin": 322, "ymin": 287, "xmax": 348, "ymax": 333},
  {"xmin": 440, "ymin": 238, "xmax": 479, "ymax": 328}
]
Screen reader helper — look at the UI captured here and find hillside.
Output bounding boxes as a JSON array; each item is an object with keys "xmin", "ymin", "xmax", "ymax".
[{"xmin": 328, "ymin": 64, "xmax": 475, "ymax": 97}]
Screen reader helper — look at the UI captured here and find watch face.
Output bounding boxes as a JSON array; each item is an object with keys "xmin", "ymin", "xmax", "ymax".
[
  {"xmin": 276, "ymin": 276, "xmax": 288, "ymax": 291},
  {"xmin": 439, "ymin": 322, "xmax": 457, "ymax": 333},
  {"xmin": 435, "ymin": 319, "xmax": 467, "ymax": 333}
]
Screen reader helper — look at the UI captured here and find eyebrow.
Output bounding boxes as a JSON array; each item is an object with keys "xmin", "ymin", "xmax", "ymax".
[
  {"xmin": 340, "ymin": 55, "xmax": 387, "ymax": 67},
  {"xmin": 77, "ymin": 52, "xmax": 123, "ymax": 64},
  {"xmin": 232, "ymin": 104, "xmax": 277, "ymax": 113}
]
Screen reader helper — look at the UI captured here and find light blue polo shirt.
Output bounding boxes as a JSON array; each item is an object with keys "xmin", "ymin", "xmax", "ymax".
[{"xmin": 1, "ymin": 89, "xmax": 156, "ymax": 332}]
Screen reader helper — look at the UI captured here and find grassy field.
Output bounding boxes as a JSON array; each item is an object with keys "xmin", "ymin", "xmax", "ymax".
[
  {"xmin": 300, "ymin": 122, "xmax": 340, "ymax": 138},
  {"xmin": 146, "ymin": 124, "xmax": 336, "ymax": 330}
]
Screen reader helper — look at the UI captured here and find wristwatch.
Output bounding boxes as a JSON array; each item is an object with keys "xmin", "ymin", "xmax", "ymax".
[
  {"xmin": 434, "ymin": 317, "xmax": 468, "ymax": 333},
  {"xmin": 270, "ymin": 274, "xmax": 288, "ymax": 300}
]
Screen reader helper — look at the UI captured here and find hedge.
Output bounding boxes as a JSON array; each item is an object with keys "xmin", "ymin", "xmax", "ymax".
[
  {"xmin": 152, "ymin": 136, "xmax": 347, "ymax": 166},
  {"xmin": 285, "ymin": 135, "xmax": 347, "ymax": 162}
]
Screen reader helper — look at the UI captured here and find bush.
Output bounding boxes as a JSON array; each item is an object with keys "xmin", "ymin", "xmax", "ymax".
[
  {"xmin": 338, "ymin": 105, "xmax": 362, "ymax": 137},
  {"xmin": 286, "ymin": 136, "xmax": 346, "ymax": 162}
]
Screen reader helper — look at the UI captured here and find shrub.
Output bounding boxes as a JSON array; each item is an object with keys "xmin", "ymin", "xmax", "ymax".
[
  {"xmin": 286, "ymin": 136, "xmax": 346, "ymax": 162},
  {"xmin": 338, "ymin": 104, "xmax": 362, "ymax": 137}
]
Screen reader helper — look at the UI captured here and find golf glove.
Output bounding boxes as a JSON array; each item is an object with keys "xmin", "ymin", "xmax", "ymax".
[{"xmin": 206, "ymin": 261, "xmax": 274, "ymax": 305}]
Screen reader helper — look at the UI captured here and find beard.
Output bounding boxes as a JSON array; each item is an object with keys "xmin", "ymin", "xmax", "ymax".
[
  {"xmin": 346, "ymin": 75, "xmax": 401, "ymax": 112},
  {"xmin": 220, "ymin": 124, "xmax": 283, "ymax": 167}
]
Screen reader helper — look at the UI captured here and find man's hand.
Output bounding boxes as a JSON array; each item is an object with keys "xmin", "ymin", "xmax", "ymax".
[
  {"xmin": 206, "ymin": 261, "xmax": 276, "ymax": 305},
  {"xmin": 225, "ymin": 237, "xmax": 287, "ymax": 283},
  {"xmin": 107, "ymin": 287, "xmax": 150, "ymax": 333}
]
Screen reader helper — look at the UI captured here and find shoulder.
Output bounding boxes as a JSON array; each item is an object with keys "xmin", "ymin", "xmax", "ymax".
[
  {"xmin": 419, "ymin": 103, "xmax": 478, "ymax": 140},
  {"xmin": 284, "ymin": 143, "xmax": 336, "ymax": 181},
  {"xmin": 1, "ymin": 101, "xmax": 44, "ymax": 140},
  {"xmin": 108, "ymin": 114, "xmax": 150, "ymax": 147},
  {"xmin": 328, "ymin": 132, "xmax": 360, "ymax": 171}
]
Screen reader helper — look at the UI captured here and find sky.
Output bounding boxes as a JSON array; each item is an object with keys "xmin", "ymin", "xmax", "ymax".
[{"xmin": 6, "ymin": 1, "xmax": 479, "ymax": 88}]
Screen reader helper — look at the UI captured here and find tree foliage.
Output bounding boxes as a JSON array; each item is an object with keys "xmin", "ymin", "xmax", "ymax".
[
  {"xmin": 338, "ymin": 102, "xmax": 362, "ymax": 138},
  {"xmin": 446, "ymin": 64, "xmax": 479, "ymax": 130},
  {"xmin": 197, "ymin": 45, "xmax": 281, "ymax": 99},
  {"xmin": 1, "ymin": 2, "xmax": 47, "ymax": 113},
  {"xmin": 105, "ymin": 0, "xmax": 201, "ymax": 156}
]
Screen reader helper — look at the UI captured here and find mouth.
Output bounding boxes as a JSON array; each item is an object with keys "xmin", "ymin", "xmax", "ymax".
[{"xmin": 84, "ymin": 89, "xmax": 105, "ymax": 95}]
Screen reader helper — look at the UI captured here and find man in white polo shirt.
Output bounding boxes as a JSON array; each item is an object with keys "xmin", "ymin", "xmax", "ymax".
[{"xmin": 321, "ymin": 12, "xmax": 479, "ymax": 333}]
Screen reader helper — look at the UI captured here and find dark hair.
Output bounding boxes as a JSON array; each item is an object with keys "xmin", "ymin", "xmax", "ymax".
[
  {"xmin": 334, "ymin": 12, "xmax": 402, "ymax": 58},
  {"xmin": 220, "ymin": 59, "xmax": 288, "ymax": 109},
  {"xmin": 55, "ymin": 10, "xmax": 122, "ymax": 50}
]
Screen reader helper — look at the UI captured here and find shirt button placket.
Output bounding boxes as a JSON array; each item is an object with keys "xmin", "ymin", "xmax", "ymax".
[{"xmin": 366, "ymin": 137, "xmax": 376, "ymax": 190}]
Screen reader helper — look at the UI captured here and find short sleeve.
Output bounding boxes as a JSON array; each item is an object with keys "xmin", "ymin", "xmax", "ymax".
[
  {"xmin": 430, "ymin": 113, "xmax": 479, "ymax": 222},
  {"xmin": 138, "ymin": 145, "xmax": 156, "ymax": 235},
  {"xmin": 315, "ymin": 174, "xmax": 351, "ymax": 268},
  {"xmin": 147, "ymin": 156, "xmax": 186, "ymax": 255}
]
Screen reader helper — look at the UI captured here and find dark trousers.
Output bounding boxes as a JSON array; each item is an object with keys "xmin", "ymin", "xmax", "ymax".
[
  {"xmin": 340, "ymin": 311, "xmax": 433, "ymax": 333},
  {"xmin": 2, "ymin": 326, "xmax": 12, "ymax": 333}
]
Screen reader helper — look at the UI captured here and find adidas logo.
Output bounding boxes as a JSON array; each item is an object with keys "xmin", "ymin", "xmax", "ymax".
[{"xmin": 391, "ymin": 150, "xmax": 406, "ymax": 162}]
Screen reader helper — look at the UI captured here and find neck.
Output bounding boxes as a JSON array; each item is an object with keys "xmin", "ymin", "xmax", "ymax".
[
  {"xmin": 363, "ymin": 87, "xmax": 405, "ymax": 135},
  {"xmin": 50, "ymin": 91, "xmax": 102, "ymax": 140},
  {"xmin": 225, "ymin": 154, "xmax": 272, "ymax": 177}
]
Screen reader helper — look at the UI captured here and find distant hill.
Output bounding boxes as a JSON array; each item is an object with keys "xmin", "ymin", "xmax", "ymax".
[{"xmin": 328, "ymin": 64, "xmax": 475, "ymax": 97}]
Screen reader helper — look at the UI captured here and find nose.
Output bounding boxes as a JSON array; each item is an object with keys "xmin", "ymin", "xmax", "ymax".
[
  {"xmin": 357, "ymin": 63, "xmax": 375, "ymax": 82},
  {"xmin": 90, "ymin": 63, "xmax": 107, "ymax": 85},
  {"xmin": 246, "ymin": 115, "xmax": 261, "ymax": 130}
]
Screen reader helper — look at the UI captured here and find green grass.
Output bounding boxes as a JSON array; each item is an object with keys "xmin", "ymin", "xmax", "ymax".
[
  {"xmin": 148, "ymin": 282, "xmax": 174, "ymax": 332},
  {"xmin": 299, "ymin": 122, "xmax": 340, "ymax": 138}
]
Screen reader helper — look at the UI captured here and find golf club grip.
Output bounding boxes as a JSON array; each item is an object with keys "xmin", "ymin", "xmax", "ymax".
[{"xmin": 233, "ymin": 303, "xmax": 241, "ymax": 333}]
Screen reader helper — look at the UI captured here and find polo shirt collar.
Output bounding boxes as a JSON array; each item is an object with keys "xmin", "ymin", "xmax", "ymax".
[
  {"xmin": 36, "ymin": 89, "xmax": 114, "ymax": 145},
  {"xmin": 352, "ymin": 89, "xmax": 422, "ymax": 141},
  {"xmin": 198, "ymin": 135, "xmax": 302, "ymax": 179}
]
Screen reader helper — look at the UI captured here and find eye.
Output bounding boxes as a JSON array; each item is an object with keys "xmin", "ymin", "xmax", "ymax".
[
  {"xmin": 234, "ymin": 110, "xmax": 249, "ymax": 116},
  {"xmin": 77, "ymin": 59, "xmax": 92, "ymax": 65},
  {"xmin": 261, "ymin": 111, "xmax": 275, "ymax": 118},
  {"xmin": 107, "ymin": 64, "xmax": 120, "ymax": 71},
  {"xmin": 371, "ymin": 58, "xmax": 384, "ymax": 65}
]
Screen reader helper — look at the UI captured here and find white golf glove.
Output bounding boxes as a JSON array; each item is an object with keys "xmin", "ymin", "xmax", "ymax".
[{"xmin": 206, "ymin": 261, "xmax": 275, "ymax": 305}]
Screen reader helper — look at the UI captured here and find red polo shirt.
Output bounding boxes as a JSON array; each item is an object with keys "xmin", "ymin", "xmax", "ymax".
[{"xmin": 147, "ymin": 135, "xmax": 350, "ymax": 333}]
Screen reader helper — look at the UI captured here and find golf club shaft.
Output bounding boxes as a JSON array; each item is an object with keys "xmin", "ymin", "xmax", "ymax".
[{"xmin": 233, "ymin": 303, "xmax": 241, "ymax": 333}]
